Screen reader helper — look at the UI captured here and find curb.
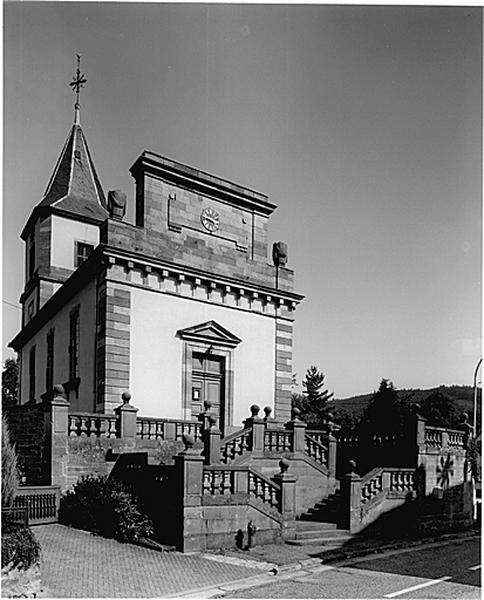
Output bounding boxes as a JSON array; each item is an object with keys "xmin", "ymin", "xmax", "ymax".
[
  {"xmin": 318, "ymin": 529, "xmax": 480, "ymax": 564},
  {"xmin": 169, "ymin": 529, "xmax": 480, "ymax": 598}
]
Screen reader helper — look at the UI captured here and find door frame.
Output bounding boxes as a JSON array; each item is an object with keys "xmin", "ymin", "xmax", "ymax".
[{"xmin": 176, "ymin": 321, "xmax": 242, "ymax": 433}]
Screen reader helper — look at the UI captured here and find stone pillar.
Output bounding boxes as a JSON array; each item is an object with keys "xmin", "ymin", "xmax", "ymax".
[
  {"xmin": 198, "ymin": 400, "xmax": 214, "ymax": 432},
  {"xmin": 114, "ymin": 392, "xmax": 139, "ymax": 438},
  {"xmin": 339, "ymin": 460, "xmax": 362, "ymax": 533},
  {"xmin": 243, "ymin": 405, "xmax": 265, "ymax": 455},
  {"xmin": 272, "ymin": 458, "xmax": 297, "ymax": 540},
  {"xmin": 285, "ymin": 407, "xmax": 307, "ymax": 453},
  {"xmin": 43, "ymin": 384, "xmax": 70, "ymax": 490},
  {"xmin": 327, "ymin": 432, "xmax": 337, "ymax": 482},
  {"xmin": 174, "ymin": 435, "xmax": 205, "ymax": 552},
  {"xmin": 410, "ymin": 406, "xmax": 427, "ymax": 465},
  {"xmin": 203, "ymin": 414, "xmax": 221, "ymax": 465}
]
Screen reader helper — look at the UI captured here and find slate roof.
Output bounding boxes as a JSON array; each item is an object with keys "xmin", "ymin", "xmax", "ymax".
[{"xmin": 39, "ymin": 123, "xmax": 107, "ymax": 221}]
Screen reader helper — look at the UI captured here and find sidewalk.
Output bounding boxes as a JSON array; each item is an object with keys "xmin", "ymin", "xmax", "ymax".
[
  {"xmin": 34, "ymin": 524, "xmax": 264, "ymax": 598},
  {"xmin": 207, "ymin": 527, "xmax": 480, "ymax": 567},
  {"xmin": 33, "ymin": 524, "xmax": 479, "ymax": 598}
]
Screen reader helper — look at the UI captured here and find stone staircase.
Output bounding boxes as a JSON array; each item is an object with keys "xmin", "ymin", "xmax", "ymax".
[{"xmin": 287, "ymin": 490, "xmax": 354, "ymax": 547}]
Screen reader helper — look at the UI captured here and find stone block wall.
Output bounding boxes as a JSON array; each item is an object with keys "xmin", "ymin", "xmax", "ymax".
[
  {"xmin": 5, "ymin": 403, "xmax": 49, "ymax": 485},
  {"xmin": 95, "ymin": 276, "xmax": 131, "ymax": 413},
  {"xmin": 183, "ymin": 503, "xmax": 282, "ymax": 551},
  {"xmin": 246, "ymin": 455, "xmax": 332, "ymax": 516},
  {"xmin": 274, "ymin": 320, "xmax": 293, "ymax": 422}
]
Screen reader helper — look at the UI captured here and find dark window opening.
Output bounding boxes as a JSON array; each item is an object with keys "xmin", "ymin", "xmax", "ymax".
[
  {"xmin": 28, "ymin": 234, "xmax": 35, "ymax": 279},
  {"xmin": 46, "ymin": 330, "xmax": 54, "ymax": 392},
  {"xmin": 69, "ymin": 308, "xmax": 80, "ymax": 380},
  {"xmin": 75, "ymin": 242, "xmax": 94, "ymax": 268},
  {"xmin": 29, "ymin": 346, "xmax": 36, "ymax": 402}
]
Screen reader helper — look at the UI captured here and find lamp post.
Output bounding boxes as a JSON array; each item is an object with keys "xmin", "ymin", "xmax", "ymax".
[{"xmin": 473, "ymin": 358, "xmax": 482, "ymax": 437}]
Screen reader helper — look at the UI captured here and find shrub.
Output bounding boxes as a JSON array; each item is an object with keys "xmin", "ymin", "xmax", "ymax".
[
  {"xmin": 59, "ymin": 475, "xmax": 153, "ymax": 543},
  {"xmin": 2, "ymin": 415, "xmax": 19, "ymax": 507},
  {"xmin": 1, "ymin": 523, "xmax": 40, "ymax": 570}
]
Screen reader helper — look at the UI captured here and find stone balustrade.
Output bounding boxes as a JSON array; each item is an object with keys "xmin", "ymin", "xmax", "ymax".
[
  {"xmin": 248, "ymin": 468, "xmax": 280, "ymax": 509},
  {"xmin": 68, "ymin": 413, "xmax": 118, "ymax": 438},
  {"xmin": 304, "ymin": 434, "xmax": 328, "ymax": 466},
  {"xmin": 137, "ymin": 416, "xmax": 202, "ymax": 441},
  {"xmin": 264, "ymin": 429, "xmax": 292, "ymax": 452},
  {"xmin": 424, "ymin": 426, "xmax": 443, "ymax": 448},
  {"xmin": 219, "ymin": 428, "xmax": 252, "ymax": 464},
  {"xmin": 340, "ymin": 461, "xmax": 417, "ymax": 532}
]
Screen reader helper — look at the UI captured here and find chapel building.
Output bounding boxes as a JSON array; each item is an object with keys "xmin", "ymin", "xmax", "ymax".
[{"xmin": 10, "ymin": 84, "xmax": 303, "ymax": 433}]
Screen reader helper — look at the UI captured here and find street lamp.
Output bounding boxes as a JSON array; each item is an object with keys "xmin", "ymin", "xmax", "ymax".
[{"xmin": 473, "ymin": 358, "xmax": 482, "ymax": 437}]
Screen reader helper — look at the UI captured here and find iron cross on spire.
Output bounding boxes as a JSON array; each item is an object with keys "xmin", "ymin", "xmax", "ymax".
[{"xmin": 69, "ymin": 54, "xmax": 87, "ymax": 124}]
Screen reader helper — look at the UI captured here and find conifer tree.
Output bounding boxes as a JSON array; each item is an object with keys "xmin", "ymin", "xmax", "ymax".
[{"xmin": 292, "ymin": 365, "xmax": 333, "ymax": 427}]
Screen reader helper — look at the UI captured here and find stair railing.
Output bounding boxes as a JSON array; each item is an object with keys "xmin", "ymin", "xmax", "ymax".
[{"xmin": 339, "ymin": 461, "xmax": 417, "ymax": 533}]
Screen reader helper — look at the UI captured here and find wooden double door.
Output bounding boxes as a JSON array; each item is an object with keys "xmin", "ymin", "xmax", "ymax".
[{"xmin": 191, "ymin": 353, "xmax": 225, "ymax": 430}]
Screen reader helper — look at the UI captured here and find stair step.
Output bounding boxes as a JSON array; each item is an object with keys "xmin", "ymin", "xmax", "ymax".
[
  {"xmin": 295, "ymin": 521, "xmax": 337, "ymax": 531},
  {"xmin": 298, "ymin": 513, "xmax": 338, "ymax": 522},
  {"xmin": 295, "ymin": 528, "xmax": 352, "ymax": 540},
  {"xmin": 287, "ymin": 534, "xmax": 353, "ymax": 546}
]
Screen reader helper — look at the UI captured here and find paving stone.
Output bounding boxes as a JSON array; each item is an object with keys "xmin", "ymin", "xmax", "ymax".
[{"xmin": 34, "ymin": 524, "xmax": 263, "ymax": 598}]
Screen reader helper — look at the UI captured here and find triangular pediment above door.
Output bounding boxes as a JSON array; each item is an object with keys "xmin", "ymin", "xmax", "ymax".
[{"xmin": 176, "ymin": 320, "xmax": 242, "ymax": 348}]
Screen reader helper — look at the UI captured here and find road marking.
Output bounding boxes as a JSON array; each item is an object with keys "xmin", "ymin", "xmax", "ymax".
[
  {"xmin": 384, "ymin": 577, "xmax": 452, "ymax": 598},
  {"xmin": 469, "ymin": 565, "xmax": 481, "ymax": 571}
]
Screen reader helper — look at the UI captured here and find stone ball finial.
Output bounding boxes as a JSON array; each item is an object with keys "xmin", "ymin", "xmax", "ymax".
[
  {"xmin": 291, "ymin": 407, "xmax": 301, "ymax": 421},
  {"xmin": 263, "ymin": 406, "xmax": 272, "ymax": 420},
  {"xmin": 250, "ymin": 404, "xmax": 260, "ymax": 418},
  {"xmin": 53, "ymin": 384, "xmax": 65, "ymax": 398},
  {"xmin": 203, "ymin": 400, "xmax": 213, "ymax": 412},
  {"xmin": 207, "ymin": 413, "xmax": 217, "ymax": 427},
  {"xmin": 348, "ymin": 459, "xmax": 357, "ymax": 473},
  {"xmin": 272, "ymin": 241, "xmax": 288, "ymax": 268},
  {"xmin": 410, "ymin": 403, "xmax": 421, "ymax": 416},
  {"xmin": 121, "ymin": 391, "xmax": 131, "ymax": 405},
  {"xmin": 182, "ymin": 433, "xmax": 195, "ymax": 449},
  {"xmin": 279, "ymin": 458, "xmax": 290, "ymax": 474},
  {"xmin": 108, "ymin": 189, "xmax": 127, "ymax": 220}
]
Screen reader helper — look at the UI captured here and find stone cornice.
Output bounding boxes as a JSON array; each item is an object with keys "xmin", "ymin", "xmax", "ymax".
[
  {"xmin": 9, "ymin": 243, "xmax": 304, "ymax": 351},
  {"xmin": 21, "ymin": 205, "xmax": 106, "ymax": 241},
  {"xmin": 103, "ymin": 246, "xmax": 304, "ymax": 309},
  {"xmin": 130, "ymin": 151, "xmax": 277, "ymax": 217}
]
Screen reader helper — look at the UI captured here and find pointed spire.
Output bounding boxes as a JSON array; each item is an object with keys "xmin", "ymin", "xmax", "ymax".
[
  {"xmin": 38, "ymin": 55, "xmax": 107, "ymax": 217},
  {"xmin": 21, "ymin": 57, "xmax": 107, "ymax": 241},
  {"xmin": 69, "ymin": 54, "xmax": 86, "ymax": 126}
]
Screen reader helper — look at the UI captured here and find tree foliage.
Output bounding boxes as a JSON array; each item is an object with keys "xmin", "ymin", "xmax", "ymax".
[
  {"xmin": 418, "ymin": 388, "xmax": 460, "ymax": 429},
  {"xmin": 2, "ymin": 357, "xmax": 19, "ymax": 409},
  {"xmin": 2, "ymin": 415, "xmax": 19, "ymax": 507},
  {"xmin": 292, "ymin": 365, "xmax": 333, "ymax": 428},
  {"xmin": 360, "ymin": 378, "xmax": 409, "ymax": 433}
]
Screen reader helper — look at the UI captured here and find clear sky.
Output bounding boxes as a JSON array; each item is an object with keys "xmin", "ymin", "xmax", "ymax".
[{"xmin": 3, "ymin": 3, "xmax": 482, "ymax": 398}]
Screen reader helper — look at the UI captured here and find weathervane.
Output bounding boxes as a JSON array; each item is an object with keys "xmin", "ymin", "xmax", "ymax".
[{"xmin": 69, "ymin": 54, "xmax": 87, "ymax": 124}]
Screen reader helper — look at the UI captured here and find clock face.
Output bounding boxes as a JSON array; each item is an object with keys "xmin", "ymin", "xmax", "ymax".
[{"xmin": 200, "ymin": 207, "xmax": 220, "ymax": 233}]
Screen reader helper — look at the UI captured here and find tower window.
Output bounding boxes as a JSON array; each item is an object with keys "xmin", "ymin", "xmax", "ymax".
[
  {"xmin": 29, "ymin": 346, "xmax": 36, "ymax": 402},
  {"xmin": 27, "ymin": 301, "xmax": 34, "ymax": 322},
  {"xmin": 46, "ymin": 329, "xmax": 54, "ymax": 392},
  {"xmin": 28, "ymin": 234, "xmax": 35, "ymax": 279},
  {"xmin": 69, "ymin": 307, "xmax": 80, "ymax": 380},
  {"xmin": 75, "ymin": 242, "xmax": 94, "ymax": 268}
]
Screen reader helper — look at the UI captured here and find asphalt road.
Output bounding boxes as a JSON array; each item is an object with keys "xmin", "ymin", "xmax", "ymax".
[{"xmin": 222, "ymin": 537, "xmax": 480, "ymax": 599}]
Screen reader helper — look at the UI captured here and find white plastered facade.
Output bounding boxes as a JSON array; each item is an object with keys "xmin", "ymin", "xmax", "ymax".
[{"xmin": 130, "ymin": 287, "xmax": 276, "ymax": 427}]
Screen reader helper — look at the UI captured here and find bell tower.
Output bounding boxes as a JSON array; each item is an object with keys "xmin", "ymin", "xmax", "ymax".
[{"xmin": 19, "ymin": 56, "xmax": 108, "ymax": 327}]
